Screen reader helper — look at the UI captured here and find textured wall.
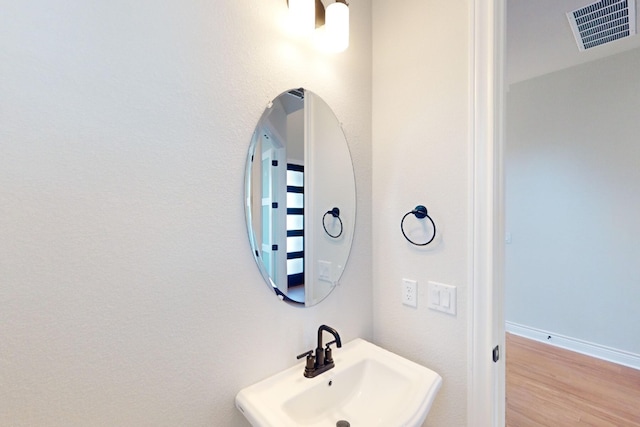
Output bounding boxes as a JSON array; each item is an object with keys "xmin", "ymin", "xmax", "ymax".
[
  {"xmin": 372, "ymin": 0, "xmax": 472, "ymax": 426},
  {"xmin": 0, "ymin": 1, "xmax": 371, "ymax": 425}
]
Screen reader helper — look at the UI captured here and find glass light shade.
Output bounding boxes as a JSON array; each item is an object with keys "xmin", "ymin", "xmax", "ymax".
[
  {"xmin": 288, "ymin": 0, "xmax": 315, "ymax": 36},
  {"xmin": 325, "ymin": 1, "xmax": 349, "ymax": 52}
]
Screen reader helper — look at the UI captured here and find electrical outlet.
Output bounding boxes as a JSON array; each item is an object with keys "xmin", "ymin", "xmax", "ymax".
[{"xmin": 402, "ymin": 279, "xmax": 417, "ymax": 307}]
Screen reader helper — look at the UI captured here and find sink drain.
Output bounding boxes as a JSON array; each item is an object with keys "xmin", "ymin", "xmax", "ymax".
[{"xmin": 336, "ymin": 421, "xmax": 350, "ymax": 427}]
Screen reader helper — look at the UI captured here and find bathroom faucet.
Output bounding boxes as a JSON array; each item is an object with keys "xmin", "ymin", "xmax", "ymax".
[{"xmin": 296, "ymin": 324, "xmax": 342, "ymax": 378}]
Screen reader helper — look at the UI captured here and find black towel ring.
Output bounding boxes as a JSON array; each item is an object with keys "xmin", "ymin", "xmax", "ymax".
[
  {"xmin": 401, "ymin": 205, "xmax": 436, "ymax": 246},
  {"xmin": 322, "ymin": 207, "xmax": 343, "ymax": 239}
]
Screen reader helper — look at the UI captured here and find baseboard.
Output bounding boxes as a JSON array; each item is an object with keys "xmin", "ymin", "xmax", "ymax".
[{"xmin": 506, "ymin": 321, "xmax": 640, "ymax": 371}]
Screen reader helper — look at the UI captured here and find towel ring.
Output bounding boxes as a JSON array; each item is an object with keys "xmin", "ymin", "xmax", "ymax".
[
  {"xmin": 401, "ymin": 205, "xmax": 436, "ymax": 246},
  {"xmin": 322, "ymin": 207, "xmax": 343, "ymax": 239}
]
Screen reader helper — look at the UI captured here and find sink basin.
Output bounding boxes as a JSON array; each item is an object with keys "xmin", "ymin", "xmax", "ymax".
[{"xmin": 235, "ymin": 338, "xmax": 442, "ymax": 427}]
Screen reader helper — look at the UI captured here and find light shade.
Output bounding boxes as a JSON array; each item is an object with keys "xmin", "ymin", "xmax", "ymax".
[
  {"xmin": 325, "ymin": 1, "xmax": 349, "ymax": 52},
  {"xmin": 288, "ymin": 0, "xmax": 316, "ymax": 36}
]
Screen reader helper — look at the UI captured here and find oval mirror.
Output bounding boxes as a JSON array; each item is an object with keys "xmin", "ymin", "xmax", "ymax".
[{"xmin": 244, "ymin": 88, "xmax": 356, "ymax": 306}]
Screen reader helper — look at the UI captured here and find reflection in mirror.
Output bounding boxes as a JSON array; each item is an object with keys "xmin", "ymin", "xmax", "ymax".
[{"xmin": 245, "ymin": 89, "xmax": 356, "ymax": 306}]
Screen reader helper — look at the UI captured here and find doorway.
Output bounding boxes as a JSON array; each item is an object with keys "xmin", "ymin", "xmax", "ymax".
[{"xmin": 503, "ymin": 0, "xmax": 640, "ymax": 424}]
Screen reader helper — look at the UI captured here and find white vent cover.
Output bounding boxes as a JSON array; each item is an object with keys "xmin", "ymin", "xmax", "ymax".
[{"xmin": 567, "ymin": 0, "xmax": 637, "ymax": 51}]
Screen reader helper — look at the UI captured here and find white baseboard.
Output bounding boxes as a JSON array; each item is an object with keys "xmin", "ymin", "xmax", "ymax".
[{"xmin": 505, "ymin": 321, "xmax": 640, "ymax": 371}]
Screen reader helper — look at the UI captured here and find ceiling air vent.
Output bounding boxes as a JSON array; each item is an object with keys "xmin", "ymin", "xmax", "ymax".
[
  {"xmin": 567, "ymin": 0, "xmax": 637, "ymax": 51},
  {"xmin": 287, "ymin": 88, "xmax": 305, "ymax": 99}
]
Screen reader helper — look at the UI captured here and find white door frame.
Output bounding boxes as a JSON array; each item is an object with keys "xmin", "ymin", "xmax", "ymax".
[{"xmin": 468, "ymin": 0, "xmax": 506, "ymax": 425}]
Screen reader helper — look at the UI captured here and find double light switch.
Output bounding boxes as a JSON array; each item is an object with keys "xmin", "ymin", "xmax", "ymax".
[{"xmin": 427, "ymin": 281, "xmax": 457, "ymax": 315}]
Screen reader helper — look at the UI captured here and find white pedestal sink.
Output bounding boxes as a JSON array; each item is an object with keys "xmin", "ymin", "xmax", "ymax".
[{"xmin": 235, "ymin": 338, "xmax": 442, "ymax": 427}]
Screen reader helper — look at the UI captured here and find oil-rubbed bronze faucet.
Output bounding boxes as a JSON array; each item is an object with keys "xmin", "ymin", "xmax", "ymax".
[{"xmin": 296, "ymin": 325, "xmax": 342, "ymax": 378}]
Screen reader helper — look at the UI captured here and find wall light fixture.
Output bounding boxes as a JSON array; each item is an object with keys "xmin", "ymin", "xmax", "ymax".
[
  {"xmin": 324, "ymin": 0, "xmax": 349, "ymax": 52},
  {"xmin": 287, "ymin": 0, "xmax": 349, "ymax": 52},
  {"xmin": 287, "ymin": 0, "xmax": 316, "ymax": 36}
]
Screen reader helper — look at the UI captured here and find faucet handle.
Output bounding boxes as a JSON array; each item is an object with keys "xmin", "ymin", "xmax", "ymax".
[
  {"xmin": 296, "ymin": 350, "xmax": 313, "ymax": 360},
  {"xmin": 296, "ymin": 350, "xmax": 316, "ymax": 377},
  {"xmin": 324, "ymin": 340, "xmax": 338, "ymax": 364}
]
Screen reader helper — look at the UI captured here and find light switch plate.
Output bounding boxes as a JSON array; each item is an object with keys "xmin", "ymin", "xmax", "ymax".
[
  {"xmin": 318, "ymin": 260, "xmax": 332, "ymax": 282},
  {"xmin": 427, "ymin": 281, "xmax": 457, "ymax": 315}
]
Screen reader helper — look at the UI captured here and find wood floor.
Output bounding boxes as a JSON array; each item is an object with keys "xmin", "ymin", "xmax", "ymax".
[{"xmin": 506, "ymin": 333, "xmax": 640, "ymax": 426}]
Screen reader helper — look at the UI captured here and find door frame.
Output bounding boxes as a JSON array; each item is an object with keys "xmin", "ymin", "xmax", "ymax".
[{"xmin": 468, "ymin": 0, "xmax": 506, "ymax": 425}]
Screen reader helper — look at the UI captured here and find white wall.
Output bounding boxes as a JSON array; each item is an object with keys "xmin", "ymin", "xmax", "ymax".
[
  {"xmin": 306, "ymin": 92, "xmax": 357, "ymax": 305},
  {"xmin": 0, "ymin": 1, "xmax": 372, "ymax": 425},
  {"xmin": 505, "ymin": 48, "xmax": 640, "ymax": 355},
  {"xmin": 372, "ymin": 1, "xmax": 472, "ymax": 425}
]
